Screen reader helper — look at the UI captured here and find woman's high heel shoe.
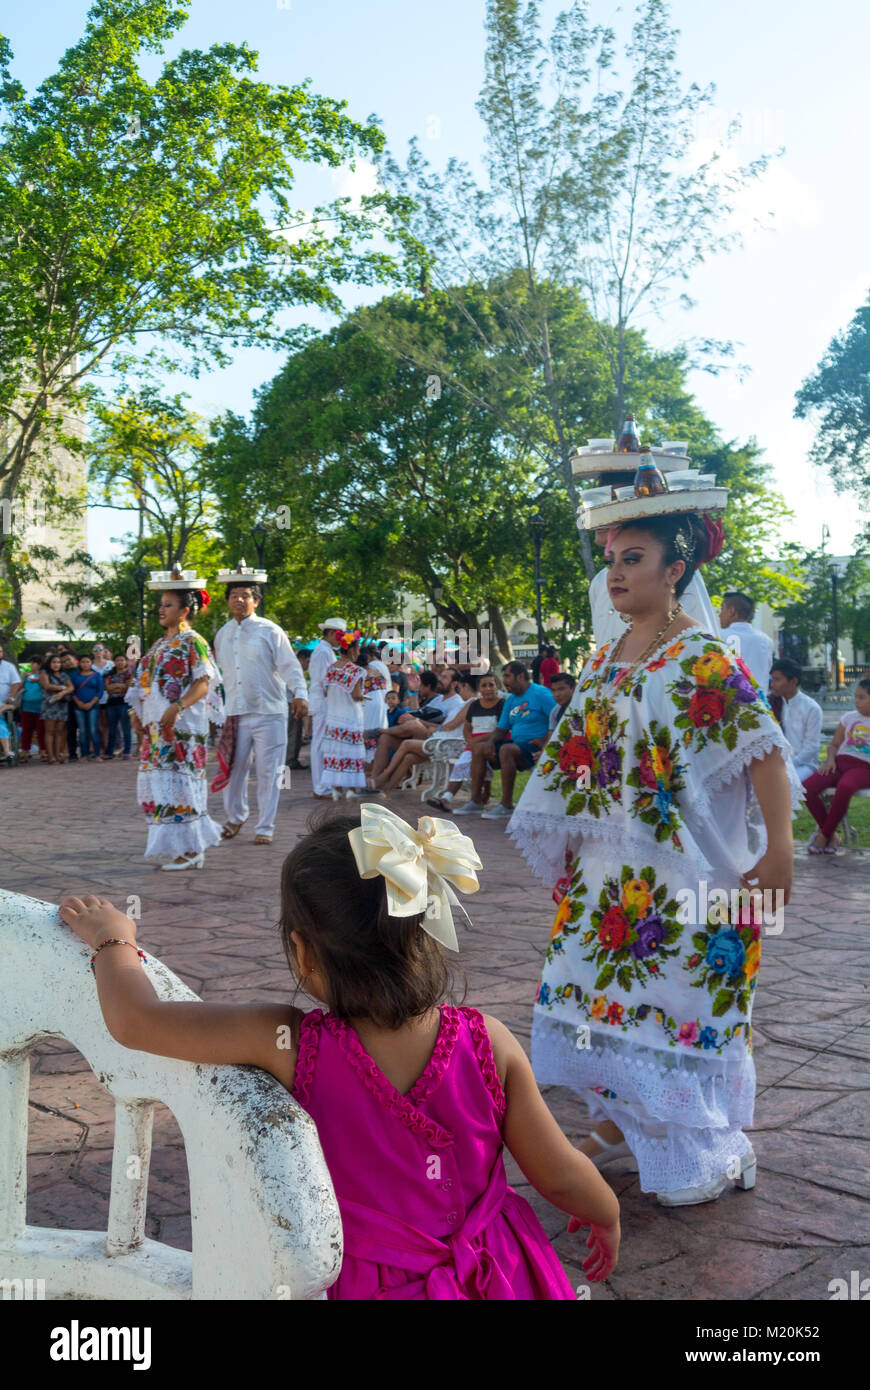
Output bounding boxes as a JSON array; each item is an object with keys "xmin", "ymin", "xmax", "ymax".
[{"xmin": 161, "ymin": 852, "xmax": 205, "ymax": 871}]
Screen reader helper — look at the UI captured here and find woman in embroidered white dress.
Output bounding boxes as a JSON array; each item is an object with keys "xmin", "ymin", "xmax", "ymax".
[
  {"xmin": 508, "ymin": 514, "xmax": 801, "ymax": 1206},
  {"xmin": 127, "ymin": 578, "xmax": 225, "ymax": 870},
  {"xmin": 322, "ymin": 629, "xmax": 367, "ymax": 800}
]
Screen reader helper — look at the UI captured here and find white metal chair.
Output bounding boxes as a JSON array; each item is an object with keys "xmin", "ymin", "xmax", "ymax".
[{"xmin": 0, "ymin": 889, "xmax": 341, "ymax": 1300}]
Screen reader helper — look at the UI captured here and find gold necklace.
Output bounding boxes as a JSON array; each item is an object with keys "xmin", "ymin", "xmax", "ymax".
[{"xmin": 607, "ymin": 604, "xmax": 684, "ymax": 676}]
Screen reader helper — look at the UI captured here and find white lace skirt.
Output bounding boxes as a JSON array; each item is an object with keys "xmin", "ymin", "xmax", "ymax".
[{"xmin": 533, "ymin": 1011, "xmax": 756, "ymax": 1193}]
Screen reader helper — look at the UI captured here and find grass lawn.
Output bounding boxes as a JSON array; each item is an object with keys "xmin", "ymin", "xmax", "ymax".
[{"xmin": 491, "ymin": 768, "xmax": 870, "ymax": 847}]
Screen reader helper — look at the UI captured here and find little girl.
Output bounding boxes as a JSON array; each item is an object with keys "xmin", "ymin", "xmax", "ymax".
[
  {"xmin": 322, "ymin": 629, "xmax": 366, "ymax": 801},
  {"xmin": 60, "ymin": 805, "xmax": 620, "ymax": 1300},
  {"xmin": 804, "ymin": 678, "xmax": 870, "ymax": 852}
]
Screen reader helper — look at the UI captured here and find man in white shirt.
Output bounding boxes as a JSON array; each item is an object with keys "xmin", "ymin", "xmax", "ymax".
[
  {"xmin": 308, "ymin": 618, "xmax": 345, "ymax": 797},
  {"xmin": 719, "ymin": 591, "xmax": 774, "ymax": 690},
  {"xmin": 769, "ymin": 658, "xmax": 822, "ymax": 782},
  {"xmin": 0, "ymin": 642, "xmax": 23, "ymax": 763},
  {"xmin": 214, "ymin": 573, "xmax": 308, "ymax": 843}
]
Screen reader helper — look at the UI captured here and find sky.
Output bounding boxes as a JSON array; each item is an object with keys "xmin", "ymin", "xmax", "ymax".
[{"xmin": 3, "ymin": 0, "xmax": 864, "ymax": 562}]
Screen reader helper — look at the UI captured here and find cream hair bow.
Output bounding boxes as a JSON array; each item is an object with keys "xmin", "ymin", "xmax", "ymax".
[{"xmin": 348, "ymin": 803, "xmax": 482, "ymax": 952}]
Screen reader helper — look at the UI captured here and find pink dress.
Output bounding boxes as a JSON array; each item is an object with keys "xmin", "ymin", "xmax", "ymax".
[{"xmin": 292, "ymin": 1004, "xmax": 577, "ymax": 1300}]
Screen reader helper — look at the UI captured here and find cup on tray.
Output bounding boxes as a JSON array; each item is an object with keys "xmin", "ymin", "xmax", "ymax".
[
  {"xmin": 665, "ymin": 470, "xmax": 698, "ymax": 490},
  {"xmin": 581, "ymin": 486, "xmax": 613, "ymax": 506},
  {"xmin": 587, "ymin": 438, "xmax": 615, "ymax": 452}
]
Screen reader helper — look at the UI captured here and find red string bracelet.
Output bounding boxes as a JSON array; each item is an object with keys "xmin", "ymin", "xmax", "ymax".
[{"xmin": 89, "ymin": 939, "xmax": 147, "ymax": 974}]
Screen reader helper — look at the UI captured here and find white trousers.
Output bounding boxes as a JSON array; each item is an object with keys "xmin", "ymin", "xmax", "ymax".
[
  {"xmin": 310, "ymin": 709, "xmax": 330, "ymax": 794},
  {"xmin": 222, "ymin": 713, "xmax": 287, "ymax": 837}
]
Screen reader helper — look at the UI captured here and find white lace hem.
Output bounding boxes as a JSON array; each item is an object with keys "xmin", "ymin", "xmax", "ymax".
[
  {"xmin": 532, "ymin": 1011, "xmax": 755, "ymax": 1129},
  {"xmin": 533, "ymin": 1012, "xmax": 756, "ymax": 1191},
  {"xmin": 143, "ymin": 814, "xmax": 224, "ymax": 860},
  {"xmin": 507, "ymin": 809, "xmax": 700, "ymax": 886}
]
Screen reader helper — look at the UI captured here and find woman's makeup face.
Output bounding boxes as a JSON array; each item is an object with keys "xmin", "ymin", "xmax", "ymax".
[
  {"xmin": 606, "ymin": 531, "xmax": 682, "ymax": 616},
  {"xmin": 158, "ymin": 592, "xmax": 185, "ymax": 626}
]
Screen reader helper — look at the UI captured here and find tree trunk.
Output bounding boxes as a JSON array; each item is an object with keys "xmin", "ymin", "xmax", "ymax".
[{"xmin": 486, "ymin": 600, "xmax": 513, "ymax": 668}]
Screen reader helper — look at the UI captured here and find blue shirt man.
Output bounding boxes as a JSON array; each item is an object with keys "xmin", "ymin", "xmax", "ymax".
[{"xmin": 465, "ymin": 660, "xmax": 556, "ymax": 822}]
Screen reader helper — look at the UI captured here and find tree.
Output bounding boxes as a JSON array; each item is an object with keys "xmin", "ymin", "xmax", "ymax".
[
  {"xmin": 87, "ymin": 385, "xmax": 217, "ymax": 569},
  {"xmin": 794, "ymin": 295, "xmax": 870, "ymax": 506},
  {"xmin": 208, "ymin": 282, "xmax": 796, "ymax": 660},
  {"xmin": 775, "ymin": 544, "xmax": 870, "ymax": 664},
  {"xmin": 0, "ymin": 0, "xmax": 414, "ymax": 636},
  {"xmin": 375, "ymin": 0, "xmax": 773, "ymax": 578}
]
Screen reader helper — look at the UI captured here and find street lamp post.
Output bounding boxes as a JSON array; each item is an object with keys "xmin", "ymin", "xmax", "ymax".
[
  {"xmin": 134, "ymin": 566, "xmax": 147, "ymax": 659},
  {"xmin": 530, "ymin": 512, "xmax": 545, "ymax": 655},
  {"xmin": 251, "ymin": 522, "xmax": 268, "ymax": 616},
  {"xmin": 830, "ymin": 563, "xmax": 841, "ymax": 691},
  {"xmin": 432, "ymin": 581, "xmax": 444, "ymax": 663}
]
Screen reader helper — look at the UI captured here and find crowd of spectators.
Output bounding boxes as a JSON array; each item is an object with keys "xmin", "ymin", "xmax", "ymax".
[{"xmin": 0, "ymin": 641, "xmax": 134, "ymax": 766}]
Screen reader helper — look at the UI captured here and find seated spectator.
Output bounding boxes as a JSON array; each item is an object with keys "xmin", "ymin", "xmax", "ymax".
[
  {"xmin": 19, "ymin": 654, "xmax": 48, "ymax": 761},
  {"xmin": 457, "ymin": 661, "xmax": 555, "ymax": 819},
  {"xmin": 804, "ymin": 678, "xmax": 870, "ymax": 854},
  {"xmin": 428, "ymin": 673, "xmax": 504, "ymax": 812},
  {"xmin": 769, "ymin": 658, "xmax": 822, "ymax": 782},
  {"xmin": 385, "ymin": 687, "xmax": 412, "ymax": 727},
  {"xmin": 71, "ymin": 654, "xmax": 105, "ymax": 761},
  {"xmin": 40, "ymin": 654, "xmax": 75, "ymax": 763},
  {"xmin": 547, "ymin": 671, "xmax": 577, "ymax": 731},
  {"xmin": 371, "ymin": 670, "xmax": 471, "ymax": 795},
  {"xmin": 104, "ymin": 653, "xmax": 134, "ymax": 759},
  {"xmin": 368, "ymin": 669, "xmax": 463, "ymax": 782}
]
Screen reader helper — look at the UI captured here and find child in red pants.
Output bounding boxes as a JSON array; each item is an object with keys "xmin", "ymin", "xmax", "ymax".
[{"xmin": 804, "ymin": 679, "xmax": 870, "ymax": 852}]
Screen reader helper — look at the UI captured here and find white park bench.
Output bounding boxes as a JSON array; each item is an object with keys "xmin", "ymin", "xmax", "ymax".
[
  {"xmin": 0, "ymin": 888, "xmax": 341, "ymax": 1300},
  {"xmin": 401, "ymin": 736, "xmax": 468, "ymax": 801}
]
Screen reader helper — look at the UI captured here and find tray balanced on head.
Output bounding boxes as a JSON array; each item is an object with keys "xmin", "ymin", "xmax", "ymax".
[
  {"xmin": 571, "ymin": 449, "xmax": 691, "ymax": 479},
  {"xmin": 577, "ymin": 486, "xmax": 729, "ymax": 531}
]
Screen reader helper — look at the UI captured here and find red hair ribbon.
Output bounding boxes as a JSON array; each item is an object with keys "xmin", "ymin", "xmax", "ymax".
[
  {"xmin": 198, "ymin": 589, "xmax": 211, "ymax": 608},
  {"xmin": 699, "ymin": 516, "xmax": 724, "ymax": 565}
]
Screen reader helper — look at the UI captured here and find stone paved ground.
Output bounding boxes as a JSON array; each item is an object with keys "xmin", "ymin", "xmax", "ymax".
[{"xmin": 4, "ymin": 751, "xmax": 869, "ymax": 1300}]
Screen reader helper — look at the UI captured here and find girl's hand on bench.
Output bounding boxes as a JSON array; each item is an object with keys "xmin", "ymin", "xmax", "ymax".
[{"xmin": 59, "ymin": 895, "xmax": 138, "ymax": 950}]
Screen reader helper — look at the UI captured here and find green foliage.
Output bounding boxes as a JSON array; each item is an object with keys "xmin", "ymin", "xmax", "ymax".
[
  {"xmin": 375, "ymin": 0, "xmax": 775, "ymax": 579},
  {"xmin": 775, "ymin": 543, "xmax": 870, "ymax": 660},
  {"xmin": 0, "ymin": 0, "xmax": 415, "ymax": 635},
  {"xmin": 88, "ymin": 385, "xmax": 218, "ymax": 568},
  {"xmin": 206, "ymin": 280, "xmax": 793, "ymax": 657},
  {"xmin": 795, "ymin": 294, "xmax": 870, "ymax": 503}
]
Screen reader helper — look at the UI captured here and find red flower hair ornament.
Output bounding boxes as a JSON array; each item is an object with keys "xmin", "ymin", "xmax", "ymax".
[
  {"xmin": 699, "ymin": 517, "xmax": 724, "ymax": 565},
  {"xmin": 198, "ymin": 589, "xmax": 211, "ymax": 608}
]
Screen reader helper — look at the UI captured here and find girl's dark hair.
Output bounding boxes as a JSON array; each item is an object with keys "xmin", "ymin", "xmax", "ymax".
[
  {"xmin": 616, "ymin": 513, "xmax": 709, "ymax": 597},
  {"xmin": 419, "ymin": 669, "xmax": 439, "ymax": 694},
  {"xmin": 858, "ymin": 677, "xmax": 870, "ymax": 694},
  {"xmin": 279, "ymin": 807, "xmax": 462, "ymax": 1028}
]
